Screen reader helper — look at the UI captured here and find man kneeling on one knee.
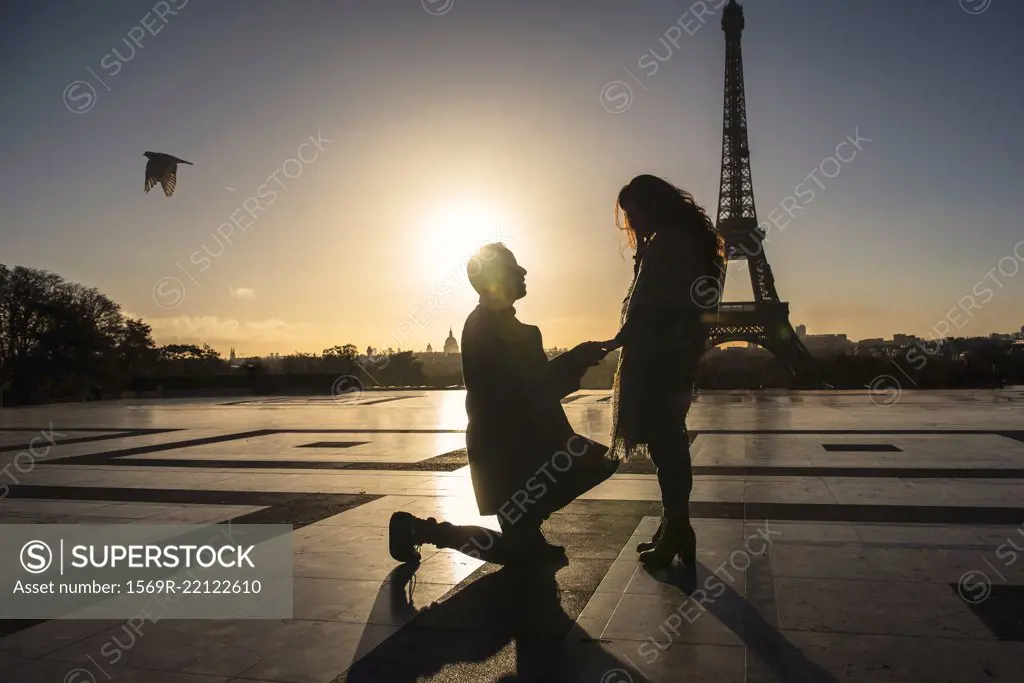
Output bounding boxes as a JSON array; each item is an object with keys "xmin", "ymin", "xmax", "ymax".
[{"xmin": 389, "ymin": 242, "xmax": 618, "ymax": 564}]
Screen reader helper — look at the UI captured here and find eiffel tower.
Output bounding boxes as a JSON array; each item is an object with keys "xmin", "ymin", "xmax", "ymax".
[{"xmin": 706, "ymin": 0, "xmax": 816, "ymax": 386}]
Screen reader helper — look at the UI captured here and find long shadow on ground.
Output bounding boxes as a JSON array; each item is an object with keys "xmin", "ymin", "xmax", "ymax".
[{"xmin": 333, "ymin": 499, "xmax": 657, "ymax": 683}]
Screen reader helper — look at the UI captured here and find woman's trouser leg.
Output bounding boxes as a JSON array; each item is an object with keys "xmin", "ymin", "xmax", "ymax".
[{"xmin": 647, "ymin": 419, "xmax": 693, "ymax": 519}]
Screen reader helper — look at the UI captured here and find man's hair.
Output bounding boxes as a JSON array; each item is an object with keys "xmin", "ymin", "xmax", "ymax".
[{"xmin": 467, "ymin": 242, "xmax": 511, "ymax": 296}]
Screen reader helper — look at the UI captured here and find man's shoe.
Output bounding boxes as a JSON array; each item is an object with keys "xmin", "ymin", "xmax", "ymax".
[{"xmin": 389, "ymin": 511, "xmax": 423, "ymax": 564}]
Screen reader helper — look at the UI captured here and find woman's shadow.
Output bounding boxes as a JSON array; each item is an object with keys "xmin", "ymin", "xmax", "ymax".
[
  {"xmin": 336, "ymin": 558, "xmax": 653, "ymax": 683},
  {"xmin": 639, "ymin": 561, "xmax": 840, "ymax": 683},
  {"xmin": 333, "ymin": 544, "xmax": 841, "ymax": 682}
]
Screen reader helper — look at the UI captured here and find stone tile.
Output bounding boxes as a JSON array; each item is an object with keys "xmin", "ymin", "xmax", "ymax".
[
  {"xmin": 854, "ymin": 523, "xmax": 999, "ymax": 546},
  {"xmin": 45, "ymin": 619, "xmax": 320, "ymax": 678},
  {"xmin": 231, "ymin": 622, "xmax": 398, "ymax": 683},
  {"xmin": 0, "ymin": 619, "xmax": 120, "ymax": 658},
  {"xmin": 565, "ymin": 639, "xmax": 745, "ymax": 683},
  {"xmin": 689, "ymin": 480, "xmax": 746, "ymax": 503},
  {"xmin": 579, "ymin": 478, "xmax": 664, "ymax": 501},
  {"xmin": 291, "ymin": 578, "xmax": 389, "ymax": 621},
  {"xmin": 408, "ymin": 549, "xmax": 484, "ymax": 584},
  {"xmin": 690, "ymin": 518, "xmax": 746, "ymax": 541},
  {"xmin": 572, "ymin": 591, "xmax": 623, "ymax": 639},
  {"xmin": 744, "ymin": 478, "xmax": 837, "ymax": 504},
  {"xmin": 12, "ymin": 659, "xmax": 232, "ymax": 683},
  {"xmin": 313, "ymin": 497, "xmax": 417, "ymax": 527},
  {"xmin": 908, "ymin": 481, "xmax": 1024, "ymax": 506},
  {"xmin": 600, "ymin": 589, "xmax": 749, "ymax": 647},
  {"xmin": 771, "ymin": 543, "xmax": 1024, "ymax": 585},
  {"xmin": 594, "ymin": 559, "xmax": 642, "ymax": 594},
  {"xmin": 782, "ymin": 631, "xmax": 1024, "ymax": 682},
  {"xmin": 770, "ymin": 543, "xmax": 895, "ymax": 581},
  {"xmin": 341, "ymin": 581, "xmax": 459, "ymax": 626},
  {"xmin": 0, "ymin": 654, "xmax": 35, "ymax": 675},
  {"xmin": 823, "ymin": 478, "xmax": 1023, "ymax": 506},
  {"xmin": 291, "ymin": 551, "xmax": 401, "ymax": 581},
  {"xmin": 750, "ymin": 520, "xmax": 861, "ymax": 543},
  {"xmin": 774, "ymin": 577, "xmax": 993, "ymax": 638},
  {"xmin": 973, "ymin": 524, "xmax": 1024, "ymax": 546}
]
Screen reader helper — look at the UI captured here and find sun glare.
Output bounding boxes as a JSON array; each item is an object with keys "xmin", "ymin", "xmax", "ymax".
[{"xmin": 423, "ymin": 201, "xmax": 507, "ymax": 271}]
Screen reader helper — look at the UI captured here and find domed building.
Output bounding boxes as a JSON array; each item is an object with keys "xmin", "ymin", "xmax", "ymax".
[
  {"xmin": 416, "ymin": 327, "xmax": 464, "ymax": 385},
  {"xmin": 443, "ymin": 327, "xmax": 459, "ymax": 356}
]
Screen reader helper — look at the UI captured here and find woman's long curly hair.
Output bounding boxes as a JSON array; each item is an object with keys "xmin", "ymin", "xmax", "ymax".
[
  {"xmin": 615, "ymin": 174, "xmax": 726, "ymax": 278},
  {"xmin": 610, "ymin": 175, "xmax": 725, "ymax": 461}
]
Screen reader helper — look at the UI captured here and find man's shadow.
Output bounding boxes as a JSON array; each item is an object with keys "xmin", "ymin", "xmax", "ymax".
[
  {"xmin": 335, "ymin": 555, "xmax": 841, "ymax": 682},
  {"xmin": 336, "ymin": 559, "xmax": 652, "ymax": 683}
]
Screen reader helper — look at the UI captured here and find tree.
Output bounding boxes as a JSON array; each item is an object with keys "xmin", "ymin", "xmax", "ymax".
[
  {"xmin": 322, "ymin": 344, "xmax": 359, "ymax": 374},
  {"xmin": 372, "ymin": 350, "xmax": 427, "ymax": 386},
  {"xmin": 323, "ymin": 344, "xmax": 358, "ymax": 360},
  {"xmin": 114, "ymin": 318, "xmax": 158, "ymax": 378},
  {"xmin": 155, "ymin": 343, "xmax": 225, "ymax": 375},
  {"xmin": 0, "ymin": 264, "xmax": 158, "ymax": 403},
  {"xmin": 279, "ymin": 352, "xmax": 318, "ymax": 373}
]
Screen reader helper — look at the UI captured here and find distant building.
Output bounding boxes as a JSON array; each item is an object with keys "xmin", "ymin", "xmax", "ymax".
[
  {"xmin": 804, "ymin": 333, "xmax": 853, "ymax": 356},
  {"xmin": 415, "ymin": 333, "xmax": 462, "ymax": 382},
  {"xmin": 443, "ymin": 327, "xmax": 459, "ymax": 355},
  {"xmin": 892, "ymin": 334, "xmax": 917, "ymax": 346},
  {"xmin": 228, "ymin": 347, "xmax": 247, "ymax": 368},
  {"xmin": 795, "ymin": 324, "xmax": 807, "ymax": 338}
]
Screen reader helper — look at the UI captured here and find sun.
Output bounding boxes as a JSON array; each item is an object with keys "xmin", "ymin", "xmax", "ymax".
[{"xmin": 423, "ymin": 201, "xmax": 507, "ymax": 271}]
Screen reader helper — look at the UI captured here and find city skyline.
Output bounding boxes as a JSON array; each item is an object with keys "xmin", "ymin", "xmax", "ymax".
[
  {"xmin": 2, "ymin": 0, "xmax": 1023, "ymax": 356},
  {"xmin": 217, "ymin": 322, "xmax": 1024, "ymax": 362}
]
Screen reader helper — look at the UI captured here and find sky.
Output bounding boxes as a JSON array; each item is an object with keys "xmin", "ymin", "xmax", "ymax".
[{"xmin": 1, "ymin": 0, "xmax": 1022, "ymax": 357}]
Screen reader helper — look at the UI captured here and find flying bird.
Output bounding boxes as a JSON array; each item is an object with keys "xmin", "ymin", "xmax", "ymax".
[{"xmin": 143, "ymin": 152, "xmax": 193, "ymax": 197}]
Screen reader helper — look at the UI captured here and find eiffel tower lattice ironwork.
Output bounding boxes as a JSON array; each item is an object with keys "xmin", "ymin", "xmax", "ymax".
[{"xmin": 707, "ymin": 0, "xmax": 816, "ymax": 385}]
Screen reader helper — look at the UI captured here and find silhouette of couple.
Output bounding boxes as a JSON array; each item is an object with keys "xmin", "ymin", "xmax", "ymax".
[{"xmin": 389, "ymin": 174, "xmax": 726, "ymax": 568}]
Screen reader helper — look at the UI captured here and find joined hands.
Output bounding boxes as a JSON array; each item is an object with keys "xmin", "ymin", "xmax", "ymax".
[{"xmin": 568, "ymin": 339, "xmax": 620, "ymax": 367}]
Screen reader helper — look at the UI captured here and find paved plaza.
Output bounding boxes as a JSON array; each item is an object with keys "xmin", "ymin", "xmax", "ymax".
[{"xmin": 2, "ymin": 389, "xmax": 1024, "ymax": 682}]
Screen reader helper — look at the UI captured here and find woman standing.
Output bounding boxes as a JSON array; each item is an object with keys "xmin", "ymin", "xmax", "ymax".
[{"xmin": 608, "ymin": 174, "xmax": 726, "ymax": 567}]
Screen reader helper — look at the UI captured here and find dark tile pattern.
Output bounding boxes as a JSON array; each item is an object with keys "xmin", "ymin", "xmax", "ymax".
[
  {"xmin": 28, "ymin": 428, "xmax": 1024, "ymax": 469},
  {"xmin": 3, "ymin": 485, "xmax": 379, "ymax": 526},
  {"xmin": 0, "ymin": 428, "xmax": 180, "ymax": 453}
]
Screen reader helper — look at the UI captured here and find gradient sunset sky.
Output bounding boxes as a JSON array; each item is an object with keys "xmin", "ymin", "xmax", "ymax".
[{"xmin": 2, "ymin": 0, "xmax": 1022, "ymax": 356}]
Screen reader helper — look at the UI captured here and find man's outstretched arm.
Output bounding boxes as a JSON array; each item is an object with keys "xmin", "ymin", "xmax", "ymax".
[{"xmin": 547, "ymin": 342, "xmax": 608, "ymax": 398}]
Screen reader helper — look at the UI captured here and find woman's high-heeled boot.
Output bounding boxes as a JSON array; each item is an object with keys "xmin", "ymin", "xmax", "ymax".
[
  {"xmin": 636, "ymin": 517, "xmax": 664, "ymax": 553},
  {"xmin": 638, "ymin": 517, "xmax": 696, "ymax": 567}
]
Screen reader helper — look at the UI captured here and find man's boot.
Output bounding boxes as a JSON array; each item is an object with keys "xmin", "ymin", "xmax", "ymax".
[{"xmin": 389, "ymin": 511, "xmax": 432, "ymax": 563}]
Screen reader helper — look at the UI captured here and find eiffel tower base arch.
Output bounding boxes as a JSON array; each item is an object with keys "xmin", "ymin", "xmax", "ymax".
[{"xmin": 702, "ymin": 303, "xmax": 818, "ymax": 387}]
